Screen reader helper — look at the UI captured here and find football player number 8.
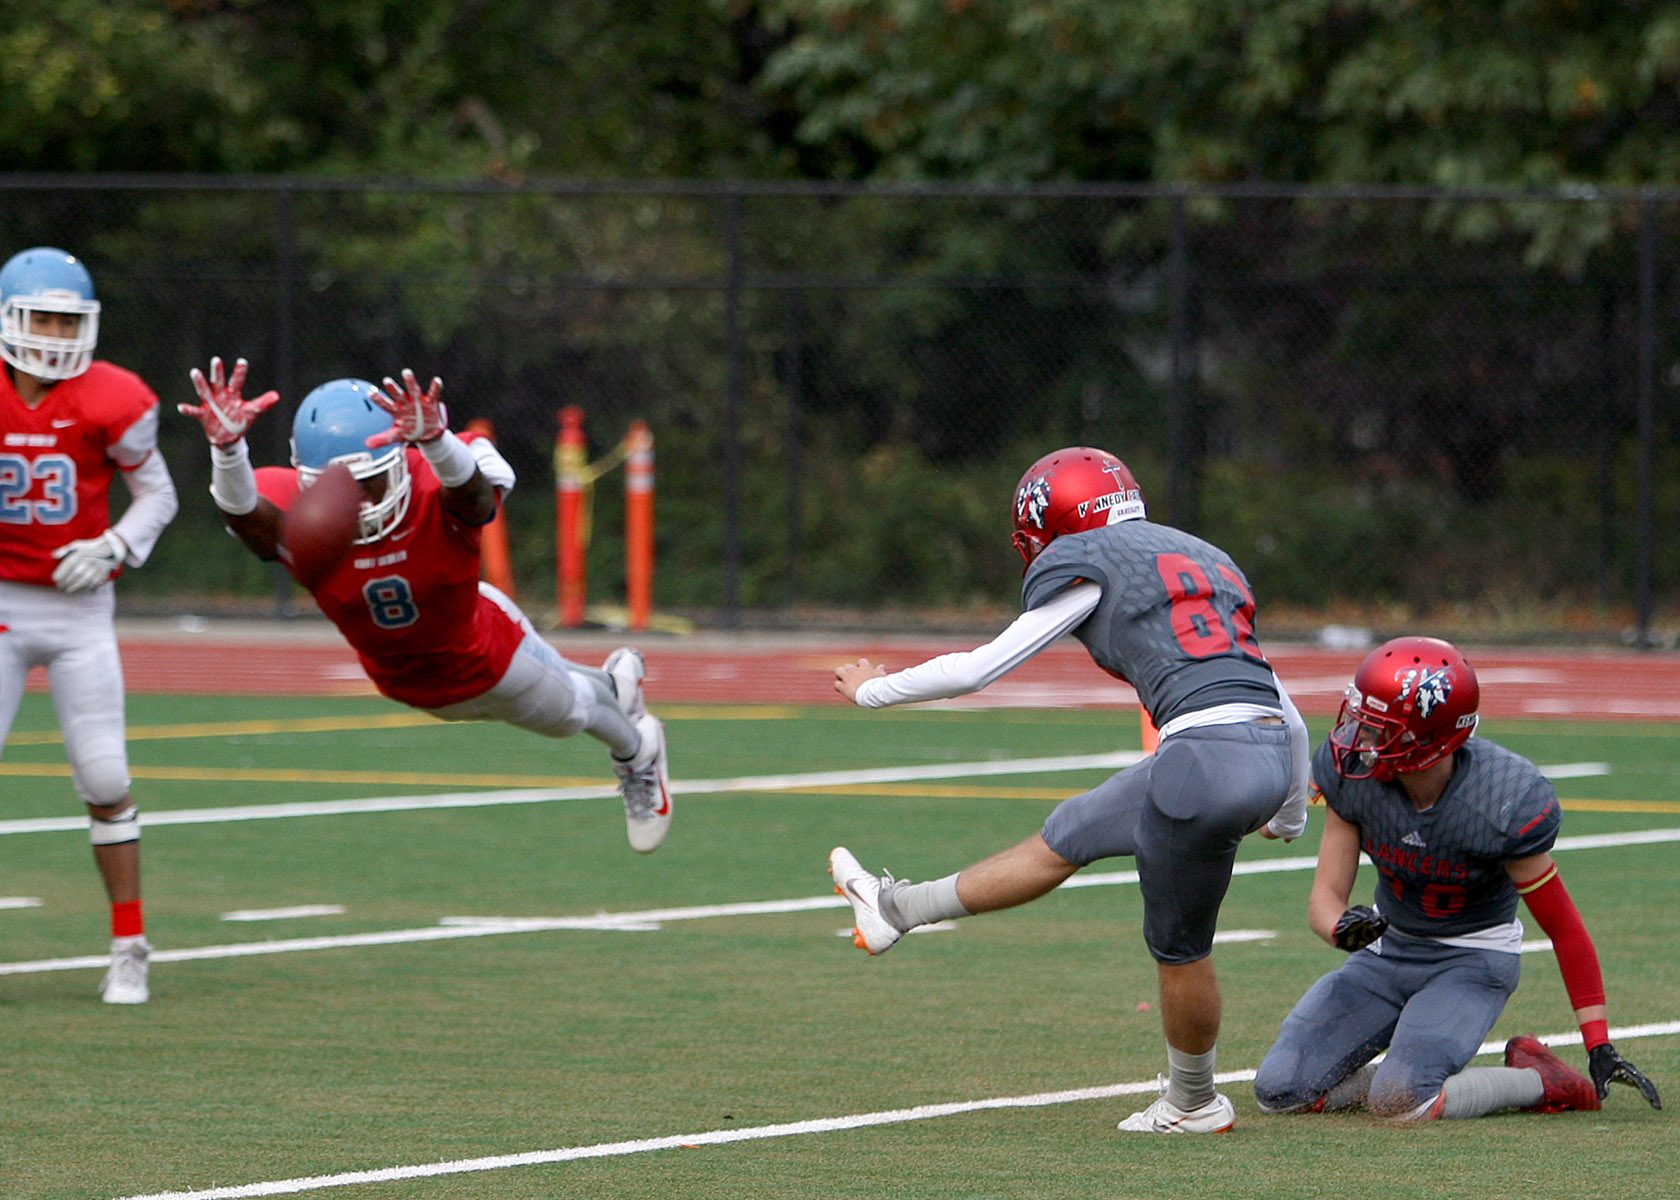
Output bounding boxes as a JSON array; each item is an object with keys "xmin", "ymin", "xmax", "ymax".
[
  {"xmin": 1155, "ymin": 552, "xmax": 1265, "ymax": 662},
  {"xmin": 364, "ymin": 576, "xmax": 419, "ymax": 628}
]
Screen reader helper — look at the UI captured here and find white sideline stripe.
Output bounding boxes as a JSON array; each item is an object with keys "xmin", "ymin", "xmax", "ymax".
[
  {"xmin": 1539, "ymin": 762, "xmax": 1610, "ymax": 779},
  {"xmin": 6, "ymin": 826, "xmax": 1678, "ymax": 978},
  {"xmin": 0, "ymin": 751, "xmax": 1146, "ymax": 836},
  {"xmin": 222, "ymin": 906, "xmax": 347, "ymax": 922},
  {"xmin": 0, "ymin": 754, "xmax": 1607, "ymax": 837},
  {"xmin": 1, "ymin": 896, "xmax": 43, "ymax": 909},
  {"xmin": 109, "ymin": 1021, "xmax": 1680, "ymax": 1200}
]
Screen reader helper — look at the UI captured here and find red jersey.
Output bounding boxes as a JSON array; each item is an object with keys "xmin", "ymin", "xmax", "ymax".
[
  {"xmin": 0, "ymin": 361, "xmax": 160, "ymax": 586},
  {"xmin": 256, "ymin": 445, "xmax": 522, "ymax": 708}
]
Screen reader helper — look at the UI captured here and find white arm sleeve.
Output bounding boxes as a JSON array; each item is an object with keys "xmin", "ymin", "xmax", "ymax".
[
  {"xmin": 470, "ymin": 436, "xmax": 516, "ymax": 492},
  {"xmin": 110, "ymin": 451, "xmax": 179, "ymax": 566},
  {"xmin": 853, "ymin": 581, "xmax": 1102, "ymax": 708},
  {"xmin": 107, "ymin": 406, "xmax": 179, "ymax": 568},
  {"xmin": 1264, "ymin": 672, "xmax": 1312, "ymax": 840}
]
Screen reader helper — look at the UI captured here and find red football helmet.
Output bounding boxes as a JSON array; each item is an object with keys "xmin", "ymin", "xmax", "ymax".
[
  {"xmin": 1011, "ymin": 446, "xmax": 1146, "ymax": 566},
  {"xmin": 1330, "ymin": 636, "xmax": 1480, "ymax": 781}
]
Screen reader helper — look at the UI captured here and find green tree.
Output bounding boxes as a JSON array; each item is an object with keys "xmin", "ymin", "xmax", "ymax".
[
  {"xmin": 755, "ymin": 1, "xmax": 1680, "ymax": 188},
  {"xmin": 0, "ymin": 0, "xmax": 784, "ymax": 178}
]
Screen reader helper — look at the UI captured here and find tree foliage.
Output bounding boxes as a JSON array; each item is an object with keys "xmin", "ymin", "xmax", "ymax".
[
  {"xmin": 4, "ymin": 1, "xmax": 1674, "ymax": 621},
  {"xmin": 0, "ymin": 0, "xmax": 781, "ymax": 177},
  {"xmin": 754, "ymin": 1, "xmax": 1680, "ymax": 188},
  {"xmin": 4, "ymin": 2, "xmax": 1679, "ymax": 188}
]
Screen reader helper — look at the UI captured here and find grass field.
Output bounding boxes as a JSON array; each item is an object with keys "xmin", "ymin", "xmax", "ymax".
[{"xmin": 3, "ymin": 694, "xmax": 1677, "ymax": 1200}]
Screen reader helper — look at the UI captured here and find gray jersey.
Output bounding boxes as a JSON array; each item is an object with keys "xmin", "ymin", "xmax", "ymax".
[
  {"xmin": 1313, "ymin": 738, "xmax": 1560, "ymax": 937},
  {"xmin": 1022, "ymin": 520, "xmax": 1279, "ymax": 726}
]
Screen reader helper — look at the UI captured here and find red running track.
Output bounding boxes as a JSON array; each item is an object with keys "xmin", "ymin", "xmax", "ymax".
[{"xmin": 64, "ymin": 627, "xmax": 1680, "ymax": 722}]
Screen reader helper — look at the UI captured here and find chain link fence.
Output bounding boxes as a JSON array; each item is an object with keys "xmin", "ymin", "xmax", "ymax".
[{"xmin": 4, "ymin": 177, "xmax": 1677, "ymax": 643}]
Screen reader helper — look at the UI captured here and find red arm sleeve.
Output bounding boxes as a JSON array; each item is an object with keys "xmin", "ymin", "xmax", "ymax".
[{"xmin": 1518, "ymin": 865, "xmax": 1609, "ymax": 1048}]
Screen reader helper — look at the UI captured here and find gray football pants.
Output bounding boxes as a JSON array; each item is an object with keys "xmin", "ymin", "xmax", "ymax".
[
  {"xmin": 1253, "ymin": 932, "xmax": 1521, "ymax": 1117},
  {"xmin": 1040, "ymin": 720, "xmax": 1293, "ymax": 964}
]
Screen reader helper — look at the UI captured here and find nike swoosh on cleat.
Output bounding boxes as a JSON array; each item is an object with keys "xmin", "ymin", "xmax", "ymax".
[{"xmin": 840, "ymin": 879, "xmax": 877, "ymax": 913}]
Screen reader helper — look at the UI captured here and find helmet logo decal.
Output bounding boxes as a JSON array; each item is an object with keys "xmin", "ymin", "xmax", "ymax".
[
  {"xmin": 1076, "ymin": 488, "xmax": 1145, "ymax": 523},
  {"xmin": 1077, "ymin": 462, "xmax": 1145, "ymax": 524},
  {"xmin": 1016, "ymin": 475, "xmax": 1052, "ymax": 530},
  {"xmin": 1398, "ymin": 666, "xmax": 1453, "ymax": 719}
]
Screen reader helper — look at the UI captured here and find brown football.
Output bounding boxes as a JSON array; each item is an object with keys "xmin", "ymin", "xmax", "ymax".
[{"xmin": 281, "ymin": 462, "xmax": 360, "ymax": 587}]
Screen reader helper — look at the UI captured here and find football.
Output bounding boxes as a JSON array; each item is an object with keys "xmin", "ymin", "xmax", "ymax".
[{"xmin": 281, "ymin": 462, "xmax": 360, "ymax": 587}]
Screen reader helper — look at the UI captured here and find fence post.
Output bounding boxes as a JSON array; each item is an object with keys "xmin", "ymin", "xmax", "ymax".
[
  {"xmin": 1634, "ymin": 191, "xmax": 1657, "ymax": 648},
  {"xmin": 1166, "ymin": 189, "xmax": 1200, "ymax": 533},
  {"xmin": 555, "ymin": 406, "xmax": 589, "ymax": 628},
  {"xmin": 271, "ymin": 186, "xmax": 299, "ymax": 616},
  {"xmin": 784, "ymin": 291, "xmax": 804, "ymax": 606},
  {"xmin": 722, "ymin": 189, "xmax": 744, "ymax": 627}
]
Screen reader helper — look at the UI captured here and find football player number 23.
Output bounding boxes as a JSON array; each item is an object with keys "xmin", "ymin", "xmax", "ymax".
[
  {"xmin": 1155, "ymin": 553, "xmax": 1265, "ymax": 662},
  {"xmin": 363, "ymin": 576, "xmax": 420, "ymax": 629},
  {"xmin": 0, "ymin": 453, "xmax": 77, "ymax": 524}
]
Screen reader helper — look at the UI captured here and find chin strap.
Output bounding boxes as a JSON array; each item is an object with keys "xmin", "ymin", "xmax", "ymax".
[{"xmin": 1518, "ymin": 864, "xmax": 1608, "ymax": 1048}]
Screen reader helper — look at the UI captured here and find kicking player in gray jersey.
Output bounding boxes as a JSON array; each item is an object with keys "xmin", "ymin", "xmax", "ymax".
[
  {"xmin": 1254, "ymin": 637, "xmax": 1661, "ymax": 1121},
  {"xmin": 830, "ymin": 446, "xmax": 1311, "ymax": 1135}
]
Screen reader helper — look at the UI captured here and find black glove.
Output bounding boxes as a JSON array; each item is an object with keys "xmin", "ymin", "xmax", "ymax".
[
  {"xmin": 1332, "ymin": 905, "xmax": 1388, "ymax": 952},
  {"xmin": 1588, "ymin": 1043, "xmax": 1662, "ymax": 1109}
]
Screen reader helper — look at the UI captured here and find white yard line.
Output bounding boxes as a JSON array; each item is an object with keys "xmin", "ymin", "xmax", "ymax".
[
  {"xmin": 221, "ymin": 906, "xmax": 347, "ymax": 922},
  {"xmin": 6, "ymin": 824, "xmax": 1674, "ymax": 978},
  {"xmin": 109, "ymin": 1020, "xmax": 1680, "ymax": 1200},
  {"xmin": 0, "ymin": 755, "xmax": 1609, "ymax": 836},
  {"xmin": 0, "ymin": 751, "xmax": 1146, "ymax": 836}
]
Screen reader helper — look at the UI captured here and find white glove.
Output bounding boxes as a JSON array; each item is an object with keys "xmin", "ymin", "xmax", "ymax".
[
  {"xmin": 51, "ymin": 530, "xmax": 128, "ymax": 594},
  {"xmin": 179, "ymin": 356, "xmax": 281, "ymax": 447},
  {"xmin": 366, "ymin": 368, "xmax": 448, "ymax": 447}
]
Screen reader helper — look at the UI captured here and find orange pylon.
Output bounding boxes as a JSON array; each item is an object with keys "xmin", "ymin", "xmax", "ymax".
[
  {"xmin": 466, "ymin": 419, "xmax": 515, "ymax": 600},
  {"xmin": 624, "ymin": 420, "xmax": 655, "ymax": 632},
  {"xmin": 555, "ymin": 406, "xmax": 589, "ymax": 628}
]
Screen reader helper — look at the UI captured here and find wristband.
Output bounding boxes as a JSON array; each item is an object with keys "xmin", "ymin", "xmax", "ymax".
[
  {"xmin": 209, "ymin": 439, "xmax": 259, "ymax": 515},
  {"xmin": 420, "ymin": 429, "xmax": 477, "ymax": 488}
]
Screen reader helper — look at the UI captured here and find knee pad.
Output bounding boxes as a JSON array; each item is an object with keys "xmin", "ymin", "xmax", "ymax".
[
  {"xmin": 90, "ymin": 806, "xmax": 141, "ymax": 845},
  {"xmin": 72, "ymin": 753, "xmax": 132, "ymax": 807}
]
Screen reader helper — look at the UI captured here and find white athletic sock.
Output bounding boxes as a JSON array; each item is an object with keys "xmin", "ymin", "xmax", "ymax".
[
  {"xmin": 1165, "ymin": 1045, "xmax": 1218, "ymax": 1111},
  {"xmin": 879, "ymin": 873, "xmax": 967, "ymax": 931},
  {"xmin": 1438, "ymin": 1067, "xmax": 1545, "ymax": 1119}
]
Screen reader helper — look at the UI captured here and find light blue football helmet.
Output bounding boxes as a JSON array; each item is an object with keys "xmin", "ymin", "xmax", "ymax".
[
  {"xmin": 289, "ymin": 378, "xmax": 410, "ymax": 542},
  {"xmin": 0, "ymin": 246, "xmax": 101, "ymax": 380}
]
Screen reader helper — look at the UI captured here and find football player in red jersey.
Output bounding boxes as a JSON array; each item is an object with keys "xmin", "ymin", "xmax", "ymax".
[
  {"xmin": 829, "ymin": 447, "xmax": 1312, "ymax": 1134},
  {"xmin": 1254, "ymin": 637, "xmax": 1661, "ymax": 1120},
  {"xmin": 179, "ymin": 358, "xmax": 672, "ymax": 855},
  {"xmin": 0, "ymin": 247, "xmax": 179, "ymax": 1004}
]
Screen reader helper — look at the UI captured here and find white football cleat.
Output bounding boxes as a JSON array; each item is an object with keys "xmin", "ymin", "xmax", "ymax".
[
  {"xmin": 614, "ymin": 712, "xmax": 671, "ymax": 853},
  {"xmin": 100, "ymin": 936, "xmax": 151, "ymax": 1005},
  {"xmin": 603, "ymin": 646, "xmax": 647, "ymax": 721},
  {"xmin": 829, "ymin": 846, "xmax": 903, "ymax": 956},
  {"xmin": 1117, "ymin": 1082, "xmax": 1235, "ymax": 1134}
]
